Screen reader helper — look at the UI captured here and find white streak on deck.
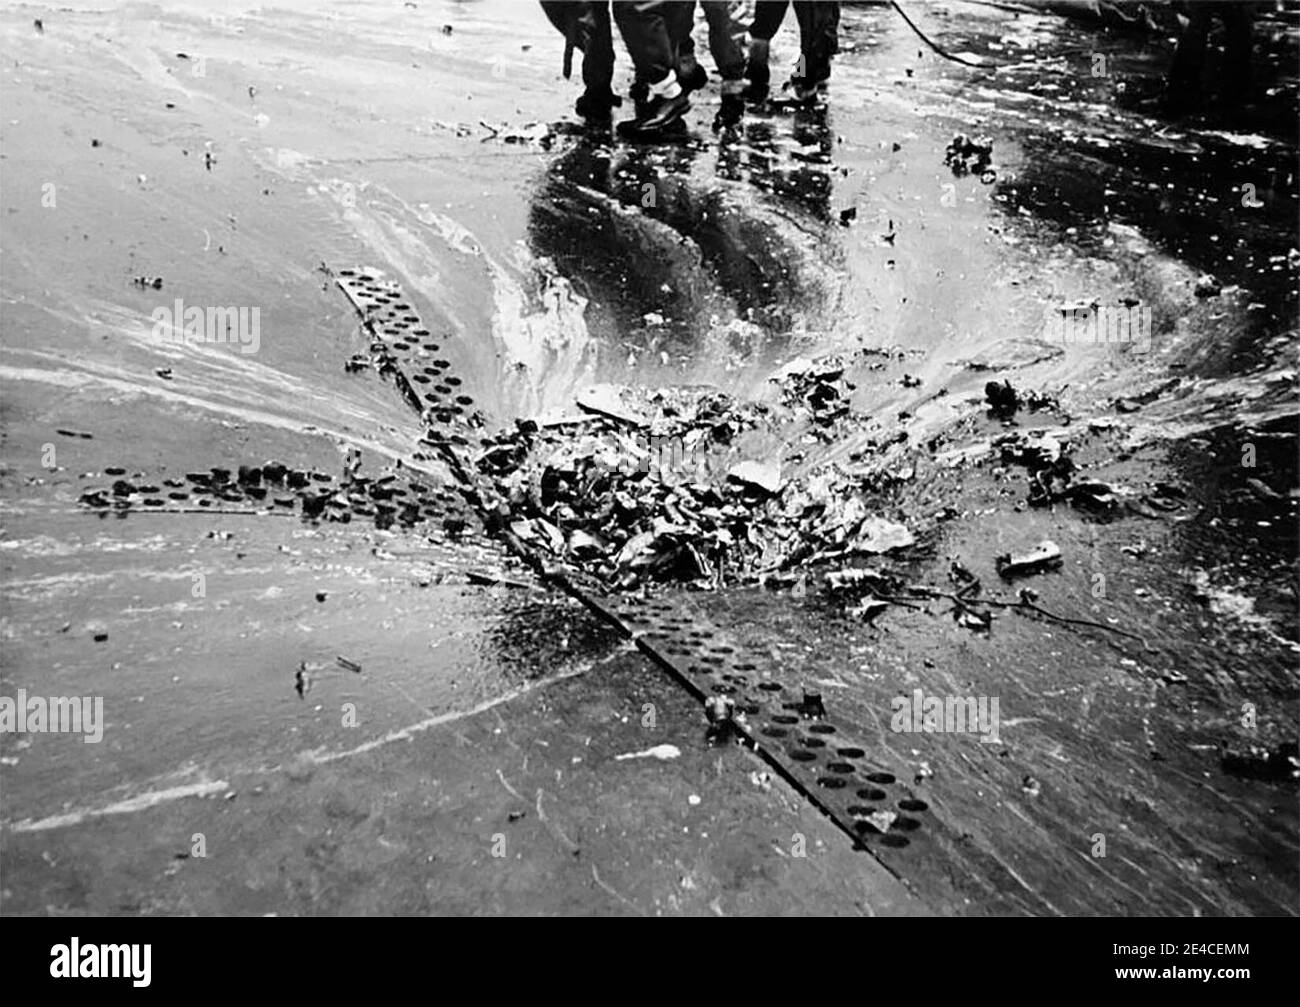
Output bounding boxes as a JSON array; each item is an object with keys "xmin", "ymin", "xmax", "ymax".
[{"xmin": 7, "ymin": 779, "xmax": 230, "ymax": 833}]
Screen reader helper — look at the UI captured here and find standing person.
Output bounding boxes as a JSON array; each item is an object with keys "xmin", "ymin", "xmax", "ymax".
[
  {"xmin": 662, "ymin": 2, "xmax": 748, "ymax": 129},
  {"xmin": 613, "ymin": 1, "xmax": 692, "ymax": 138},
  {"xmin": 628, "ymin": 2, "xmax": 750, "ymax": 134},
  {"xmin": 539, "ymin": 2, "xmax": 621, "ymax": 120},
  {"xmin": 744, "ymin": 0, "xmax": 839, "ymax": 104}
]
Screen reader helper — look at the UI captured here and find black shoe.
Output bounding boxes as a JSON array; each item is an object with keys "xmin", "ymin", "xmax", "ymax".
[
  {"xmin": 617, "ymin": 91, "xmax": 691, "ymax": 139},
  {"xmin": 712, "ymin": 94, "xmax": 744, "ymax": 132},
  {"xmin": 785, "ymin": 76, "xmax": 828, "ymax": 106},
  {"xmin": 679, "ymin": 64, "xmax": 708, "ymax": 94},
  {"xmin": 616, "ymin": 117, "xmax": 688, "ymax": 141},
  {"xmin": 575, "ymin": 88, "xmax": 620, "ymax": 121},
  {"xmin": 639, "ymin": 91, "xmax": 692, "ymax": 132}
]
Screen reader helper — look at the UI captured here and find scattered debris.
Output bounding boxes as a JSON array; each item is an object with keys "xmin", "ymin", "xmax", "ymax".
[
  {"xmin": 1220, "ymin": 742, "xmax": 1299, "ymax": 782},
  {"xmin": 477, "ymin": 119, "xmax": 554, "ymax": 148},
  {"xmin": 1120, "ymin": 540, "xmax": 1151, "ymax": 559},
  {"xmin": 944, "ymin": 133, "xmax": 994, "ymax": 178},
  {"xmin": 996, "ymin": 540, "xmax": 1063, "ymax": 579},
  {"xmin": 985, "ymin": 379, "xmax": 1018, "ymax": 419},
  {"xmin": 771, "ymin": 354, "xmax": 854, "ymax": 425},
  {"xmin": 825, "ymin": 567, "xmax": 905, "ymax": 621},
  {"xmin": 727, "ymin": 458, "xmax": 782, "ymax": 496},
  {"xmin": 826, "ymin": 567, "xmax": 899, "ymax": 597},
  {"xmin": 574, "ymin": 384, "xmax": 647, "ymax": 427},
  {"xmin": 948, "ymin": 559, "xmax": 979, "ymax": 594},
  {"xmin": 855, "ymin": 516, "xmax": 915, "ymax": 554},
  {"xmin": 1245, "ymin": 477, "xmax": 1282, "ymax": 501},
  {"xmin": 466, "ymin": 570, "xmax": 533, "ymax": 589},
  {"xmin": 1193, "ymin": 273, "xmax": 1222, "ymax": 298},
  {"xmin": 1065, "ymin": 480, "xmax": 1123, "ymax": 514},
  {"xmin": 997, "ymin": 429, "xmax": 1076, "ymax": 506},
  {"xmin": 860, "ymin": 809, "xmax": 897, "ymax": 833},
  {"xmin": 132, "ymin": 276, "xmax": 164, "ymax": 290},
  {"xmin": 848, "ymin": 598, "xmax": 890, "ymax": 621},
  {"xmin": 472, "ymin": 365, "xmax": 918, "ymax": 591},
  {"xmin": 705, "ymin": 694, "xmax": 737, "ymax": 727},
  {"xmin": 704, "ymin": 695, "xmax": 744, "ymax": 744},
  {"xmin": 798, "ymin": 691, "xmax": 827, "ymax": 718},
  {"xmin": 614, "ymin": 744, "xmax": 682, "ymax": 762}
]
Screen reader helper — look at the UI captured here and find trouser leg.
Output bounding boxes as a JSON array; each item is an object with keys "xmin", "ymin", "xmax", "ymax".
[
  {"xmin": 664, "ymin": 1, "xmax": 699, "ymax": 76},
  {"xmin": 614, "ymin": 1, "xmax": 678, "ymax": 85},
  {"xmin": 614, "ymin": 0, "xmax": 691, "ymax": 135},
  {"xmin": 749, "ymin": 0, "xmax": 789, "ymax": 41},
  {"xmin": 701, "ymin": 0, "xmax": 746, "ymax": 126},
  {"xmin": 582, "ymin": 2, "xmax": 616, "ymax": 95},
  {"xmin": 745, "ymin": 0, "xmax": 786, "ymax": 94},
  {"xmin": 701, "ymin": 0, "xmax": 746, "ymax": 90},
  {"xmin": 792, "ymin": 0, "xmax": 838, "ymax": 84}
]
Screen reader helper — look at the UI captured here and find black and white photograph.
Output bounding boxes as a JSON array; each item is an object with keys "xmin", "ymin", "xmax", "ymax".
[{"xmin": 0, "ymin": 0, "xmax": 1296, "ymax": 934}]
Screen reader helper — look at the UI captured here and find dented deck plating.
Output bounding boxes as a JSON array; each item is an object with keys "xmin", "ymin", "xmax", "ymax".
[{"xmin": 333, "ymin": 266, "xmax": 957, "ymax": 889}]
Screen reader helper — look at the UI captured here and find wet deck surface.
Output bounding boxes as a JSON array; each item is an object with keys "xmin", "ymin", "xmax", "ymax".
[{"xmin": 1, "ymin": 1, "xmax": 1296, "ymax": 915}]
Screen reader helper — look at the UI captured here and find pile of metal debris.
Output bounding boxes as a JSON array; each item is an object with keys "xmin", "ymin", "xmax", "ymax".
[
  {"xmin": 944, "ymin": 133, "xmax": 996, "ymax": 183},
  {"xmin": 471, "ymin": 353, "xmax": 917, "ymax": 591}
]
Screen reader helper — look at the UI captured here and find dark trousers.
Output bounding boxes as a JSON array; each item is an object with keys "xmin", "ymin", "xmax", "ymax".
[
  {"xmin": 540, "ymin": 1, "xmax": 615, "ymax": 94},
  {"xmin": 699, "ymin": 1, "xmax": 746, "ymax": 82},
  {"xmin": 613, "ymin": 1, "xmax": 677, "ymax": 84},
  {"xmin": 668, "ymin": 2, "xmax": 745, "ymax": 81},
  {"xmin": 750, "ymin": 0, "xmax": 840, "ymax": 83}
]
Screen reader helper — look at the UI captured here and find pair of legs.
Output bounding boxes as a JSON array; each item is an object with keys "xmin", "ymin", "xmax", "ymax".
[
  {"xmin": 747, "ymin": 0, "xmax": 840, "ymax": 101},
  {"xmin": 614, "ymin": 1, "xmax": 747, "ymax": 135},
  {"xmin": 681, "ymin": 1, "xmax": 748, "ymax": 128},
  {"xmin": 612, "ymin": 1, "xmax": 691, "ymax": 134},
  {"xmin": 672, "ymin": 2, "xmax": 746, "ymax": 97}
]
